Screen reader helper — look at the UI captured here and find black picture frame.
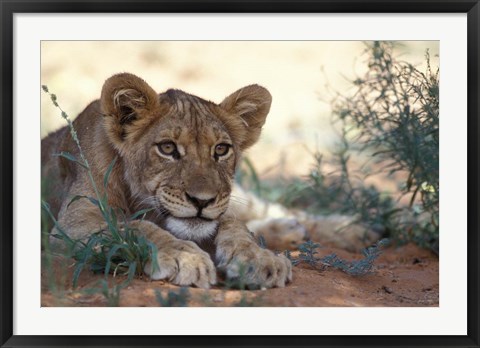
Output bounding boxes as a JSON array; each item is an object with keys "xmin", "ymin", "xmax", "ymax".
[{"xmin": 1, "ymin": 1, "xmax": 479, "ymax": 347}]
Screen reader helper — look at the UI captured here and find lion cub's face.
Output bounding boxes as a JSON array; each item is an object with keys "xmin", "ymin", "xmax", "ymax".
[{"xmin": 100, "ymin": 73, "xmax": 272, "ymax": 242}]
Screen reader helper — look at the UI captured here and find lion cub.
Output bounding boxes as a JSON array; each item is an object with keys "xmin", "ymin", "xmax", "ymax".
[{"xmin": 42, "ymin": 73, "xmax": 291, "ymax": 289}]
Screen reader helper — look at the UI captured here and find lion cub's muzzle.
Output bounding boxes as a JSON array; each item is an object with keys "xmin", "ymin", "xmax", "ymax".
[
  {"xmin": 185, "ymin": 192, "xmax": 216, "ymax": 219},
  {"xmin": 160, "ymin": 191, "xmax": 228, "ymax": 242},
  {"xmin": 159, "ymin": 187, "xmax": 230, "ymax": 221}
]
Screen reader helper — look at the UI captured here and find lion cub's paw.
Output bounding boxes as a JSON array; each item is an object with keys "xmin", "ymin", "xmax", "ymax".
[
  {"xmin": 216, "ymin": 242, "xmax": 292, "ymax": 289},
  {"xmin": 144, "ymin": 240, "xmax": 216, "ymax": 289}
]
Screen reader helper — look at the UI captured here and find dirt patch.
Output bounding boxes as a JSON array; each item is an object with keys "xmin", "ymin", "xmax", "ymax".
[{"xmin": 41, "ymin": 243, "xmax": 438, "ymax": 307}]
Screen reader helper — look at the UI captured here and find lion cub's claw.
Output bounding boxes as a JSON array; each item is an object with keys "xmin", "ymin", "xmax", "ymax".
[
  {"xmin": 144, "ymin": 240, "xmax": 216, "ymax": 289},
  {"xmin": 216, "ymin": 245, "xmax": 292, "ymax": 289}
]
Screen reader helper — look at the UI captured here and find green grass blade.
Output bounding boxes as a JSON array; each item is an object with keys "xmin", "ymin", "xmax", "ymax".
[
  {"xmin": 107, "ymin": 207, "xmax": 119, "ymax": 237},
  {"xmin": 66, "ymin": 195, "xmax": 100, "ymax": 210},
  {"xmin": 125, "ymin": 261, "xmax": 137, "ymax": 285},
  {"xmin": 129, "ymin": 207, "xmax": 155, "ymax": 221},
  {"xmin": 146, "ymin": 239, "xmax": 159, "ymax": 274},
  {"xmin": 41, "ymin": 200, "xmax": 75, "ymax": 246},
  {"xmin": 53, "ymin": 151, "xmax": 88, "ymax": 169},
  {"xmin": 72, "ymin": 261, "xmax": 86, "ymax": 289},
  {"xmin": 104, "ymin": 244, "xmax": 129, "ymax": 278},
  {"xmin": 72, "ymin": 235, "xmax": 101, "ymax": 288},
  {"xmin": 103, "ymin": 156, "xmax": 118, "ymax": 188}
]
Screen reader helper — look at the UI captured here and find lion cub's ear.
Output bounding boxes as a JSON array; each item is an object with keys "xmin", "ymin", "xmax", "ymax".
[
  {"xmin": 220, "ymin": 85, "xmax": 272, "ymax": 150},
  {"xmin": 101, "ymin": 73, "xmax": 160, "ymax": 148}
]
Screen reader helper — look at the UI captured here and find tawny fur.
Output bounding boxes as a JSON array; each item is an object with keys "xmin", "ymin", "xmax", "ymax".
[{"xmin": 42, "ymin": 73, "xmax": 291, "ymax": 289}]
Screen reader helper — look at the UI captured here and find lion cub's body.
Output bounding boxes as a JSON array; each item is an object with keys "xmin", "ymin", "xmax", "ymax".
[{"xmin": 42, "ymin": 73, "xmax": 291, "ymax": 289}]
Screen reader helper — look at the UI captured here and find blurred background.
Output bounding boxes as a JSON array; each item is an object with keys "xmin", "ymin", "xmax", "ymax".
[{"xmin": 41, "ymin": 41, "xmax": 438, "ymax": 177}]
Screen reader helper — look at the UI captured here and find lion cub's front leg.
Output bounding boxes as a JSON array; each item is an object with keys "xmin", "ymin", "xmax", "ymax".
[
  {"xmin": 131, "ymin": 221, "xmax": 216, "ymax": 289},
  {"xmin": 215, "ymin": 217, "xmax": 292, "ymax": 288}
]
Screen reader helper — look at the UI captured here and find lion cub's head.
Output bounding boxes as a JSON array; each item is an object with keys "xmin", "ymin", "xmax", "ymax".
[{"xmin": 100, "ymin": 73, "xmax": 271, "ymax": 242}]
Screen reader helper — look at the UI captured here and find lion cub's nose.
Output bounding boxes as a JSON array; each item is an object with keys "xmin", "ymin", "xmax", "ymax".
[{"xmin": 185, "ymin": 192, "xmax": 216, "ymax": 210}]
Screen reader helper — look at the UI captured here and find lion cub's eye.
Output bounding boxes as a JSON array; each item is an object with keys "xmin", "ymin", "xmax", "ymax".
[
  {"xmin": 214, "ymin": 143, "xmax": 231, "ymax": 158},
  {"xmin": 157, "ymin": 141, "xmax": 180, "ymax": 159}
]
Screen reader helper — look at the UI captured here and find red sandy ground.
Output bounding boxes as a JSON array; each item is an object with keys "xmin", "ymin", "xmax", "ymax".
[{"xmin": 41, "ymin": 243, "xmax": 438, "ymax": 307}]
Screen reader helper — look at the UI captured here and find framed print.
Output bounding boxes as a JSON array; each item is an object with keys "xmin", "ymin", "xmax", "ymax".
[{"xmin": 1, "ymin": 1, "xmax": 479, "ymax": 347}]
